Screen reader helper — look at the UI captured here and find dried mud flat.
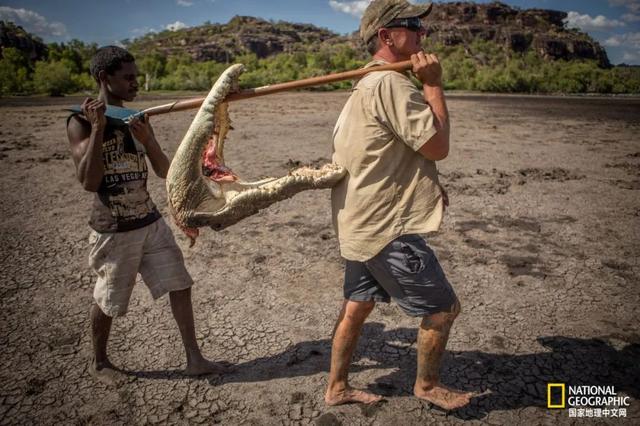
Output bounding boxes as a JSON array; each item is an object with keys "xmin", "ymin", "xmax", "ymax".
[{"xmin": 0, "ymin": 92, "xmax": 639, "ymax": 425}]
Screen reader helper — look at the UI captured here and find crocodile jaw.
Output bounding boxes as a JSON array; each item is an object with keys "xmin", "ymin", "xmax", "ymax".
[{"xmin": 166, "ymin": 63, "xmax": 346, "ymax": 242}]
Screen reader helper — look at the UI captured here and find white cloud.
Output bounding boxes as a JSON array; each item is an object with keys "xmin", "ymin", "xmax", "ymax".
[
  {"xmin": 621, "ymin": 12, "xmax": 640, "ymax": 22},
  {"xmin": 131, "ymin": 26, "xmax": 157, "ymax": 36},
  {"xmin": 329, "ymin": 0, "xmax": 371, "ymax": 17},
  {"xmin": 0, "ymin": 6, "xmax": 68, "ymax": 39},
  {"xmin": 166, "ymin": 21, "xmax": 188, "ymax": 31},
  {"xmin": 131, "ymin": 21, "xmax": 188, "ymax": 36},
  {"xmin": 622, "ymin": 32, "xmax": 640, "ymax": 48},
  {"xmin": 565, "ymin": 11, "xmax": 626, "ymax": 31},
  {"xmin": 609, "ymin": 0, "xmax": 640, "ymax": 13},
  {"xmin": 604, "ymin": 36, "xmax": 622, "ymax": 47},
  {"xmin": 328, "ymin": 0, "xmax": 423, "ymax": 17},
  {"xmin": 605, "ymin": 32, "xmax": 640, "ymax": 64},
  {"xmin": 604, "ymin": 32, "xmax": 640, "ymax": 48},
  {"xmin": 177, "ymin": 0, "xmax": 193, "ymax": 6}
]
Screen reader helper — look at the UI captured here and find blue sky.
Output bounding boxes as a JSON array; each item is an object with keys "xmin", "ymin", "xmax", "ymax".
[{"xmin": 1, "ymin": 0, "xmax": 639, "ymax": 64}]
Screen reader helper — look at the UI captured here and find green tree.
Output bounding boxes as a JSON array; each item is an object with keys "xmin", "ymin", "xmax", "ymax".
[
  {"xmin": 138, "ymin": 52, "xmax": 167, "ymax": 90},
  {"xmin": 157, "ymin": 61, "xmax": 227, "ymax": 90},
  {"xmin": 72, "ymin": 73, "xmax": 96, "ymax": 92},
  {"xmin": 32, "ymin": 61, "xmax": 76, "ymax": 95},
  {"xmin": 165, "ymin": 53, "xmax": 194, "ymax": 73},
  {"xmin": 0, "ymin": 48, "xmax": 30, "ymax": 95}
]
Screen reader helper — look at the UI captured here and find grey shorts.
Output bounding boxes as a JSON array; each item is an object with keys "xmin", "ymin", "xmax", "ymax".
[
  {"xmin": 344, "ymin": 234, "xmax": 457, "ymax": 317},
  {"xmin": 89, "ymin": 218, "xmax": 193, "ymax": 317}
]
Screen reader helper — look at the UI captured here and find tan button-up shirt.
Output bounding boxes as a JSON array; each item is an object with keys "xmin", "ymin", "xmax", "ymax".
[{"xmin": 331, "ymin": 60, "xmax": 444, "ymax": 261}]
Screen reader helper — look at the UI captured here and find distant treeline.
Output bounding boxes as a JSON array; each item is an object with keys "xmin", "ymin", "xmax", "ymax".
[{"xmin": 1, "ymin": 38, "xmax": 639, "ymax": 96}]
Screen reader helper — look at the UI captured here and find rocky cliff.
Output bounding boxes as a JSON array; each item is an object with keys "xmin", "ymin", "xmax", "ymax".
[
  {"xmin": 2, "ymin": 2, "xmax": 607, "ymax": 68},
  {"xmin": 131, "ymin": 15, "xmax": 343, "ymax": 62},
  {"xmin": 426, "ymin": 2, "xmax": 610, "ymax": 67},
  {"xmin": 130, "ymin": 2, "xmax": 610, "ymax": 67},
  {"xmin": 0, "ymin": 21, "xmax": 48, "ymax": 61}
]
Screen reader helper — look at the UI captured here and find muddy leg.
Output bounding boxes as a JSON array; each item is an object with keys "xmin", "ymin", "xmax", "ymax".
[
  {"xmin": 325, "ymin": 300, "xmax": 383, "ymax": 406},
  {"xmin": 414, "ymin": 300, "xmax": 473, "ymax": 410}
]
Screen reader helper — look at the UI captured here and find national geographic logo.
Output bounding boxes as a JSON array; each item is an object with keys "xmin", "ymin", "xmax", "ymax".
[
  {"xmin": 548, "ymin": 383, "xmax": 565, "ymax": 409},
  {"xmin": 547, "ymin": 384, "xmax": 631, "ymax": 418}
]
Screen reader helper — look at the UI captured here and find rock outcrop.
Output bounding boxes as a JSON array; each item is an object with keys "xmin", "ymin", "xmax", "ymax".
[
  {"xmin": 129, "ymin": 2, "xmax": 610, "ymax": 67},
  {"xmin": 0, "ymin": 21, "xmax": 48, "ymax": 61},
  {"xmin": 133, "ymin": 16, "xmax": 340, "ymax": 62},
  {"xmin": 425, "ymin": 2, "xmax": 610, "ymax": 67}
]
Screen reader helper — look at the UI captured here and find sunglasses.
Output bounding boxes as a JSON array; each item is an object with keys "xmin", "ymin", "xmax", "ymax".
[{"xmin": 385, "ymin": 17, "xmax": 424, "ymax": 32}]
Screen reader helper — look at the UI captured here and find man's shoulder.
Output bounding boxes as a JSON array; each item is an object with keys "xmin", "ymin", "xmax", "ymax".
[
  {"xmin": 66, "ymin": 112, "xmax": 87, "ymax": 126},
  {"xmin": 66, "ymin": 113, "xmax": 92, "ymax": 143},
  {"xmin": 359, "ymin": 69, "xmax": 412, "ymax": 89}
]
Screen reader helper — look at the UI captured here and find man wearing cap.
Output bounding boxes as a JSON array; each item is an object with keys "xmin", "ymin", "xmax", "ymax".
[{"xmin": 325, "ymin": 0, "xmax": 472, "ymax": 410}]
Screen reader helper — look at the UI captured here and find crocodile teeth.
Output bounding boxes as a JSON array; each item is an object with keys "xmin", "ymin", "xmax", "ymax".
[{"xmin": 166, "ymin": 64, "xmax": 346, "ymax": 241}]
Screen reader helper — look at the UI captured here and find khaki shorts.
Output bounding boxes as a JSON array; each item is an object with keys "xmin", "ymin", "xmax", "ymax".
[{"xmin": 88, "ymin": 218, "xmax": 193, "ymax": 317}]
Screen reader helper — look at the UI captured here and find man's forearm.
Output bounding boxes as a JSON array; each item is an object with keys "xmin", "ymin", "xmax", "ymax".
[
  {"xmin": 424, "ymin": 85, "xmax": 450, "ymax": 147},
  {"xmin": 78, "ymin": 126, "xmax": 105, "ymax": 191},
  {"xmin": 145, "ymin": 138, "xmax": 170, "ymax": 179}
]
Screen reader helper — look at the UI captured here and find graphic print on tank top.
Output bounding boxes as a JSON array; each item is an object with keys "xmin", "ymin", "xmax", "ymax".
[{"xmin": 100, "ymin": 126, "xmax": 157, "ymax": 223}]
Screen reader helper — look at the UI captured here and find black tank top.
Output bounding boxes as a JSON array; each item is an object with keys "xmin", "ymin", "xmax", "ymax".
[{"xmin": 70, "ymin": 115, "xmax": 161, "ymax": 232}]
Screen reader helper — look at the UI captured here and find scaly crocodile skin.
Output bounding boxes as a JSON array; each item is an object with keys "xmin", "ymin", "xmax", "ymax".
[{"xmin": 166, "ymin": 64, "xmax": 346, "ymax": 244}]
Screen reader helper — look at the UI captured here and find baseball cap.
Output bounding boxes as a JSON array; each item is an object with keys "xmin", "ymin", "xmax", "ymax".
[{"xmin": 360, "ymin": 0, "xmax": 433, "ymax": 43}]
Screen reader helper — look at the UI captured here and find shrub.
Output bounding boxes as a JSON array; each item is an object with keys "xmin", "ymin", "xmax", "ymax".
[
  {"xmin": 32, "ymin": 61, "xmax": 76, "ymax": 96},
  {"xmin": 3, "ymin": 36, "xmax": 640, "ymax": 96},
  {"xmin": 0, "ymin": 48, "xmax": 30, "ymax": 95}
]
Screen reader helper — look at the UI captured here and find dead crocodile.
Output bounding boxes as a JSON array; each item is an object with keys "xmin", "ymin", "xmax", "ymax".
[{"xmin": 166, "ymin": 64, "xmax": 346, "ymax": 244}]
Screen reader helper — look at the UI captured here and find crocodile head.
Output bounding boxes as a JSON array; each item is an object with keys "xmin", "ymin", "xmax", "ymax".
[{"xmin": 166, "ymin": 64, "xmax": 346, "ymax": 245}]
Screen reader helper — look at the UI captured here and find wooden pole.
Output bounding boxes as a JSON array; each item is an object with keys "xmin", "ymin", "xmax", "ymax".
[{"xmin": 141, "ymin": 60, "xmax": 413, "ymax": 117}]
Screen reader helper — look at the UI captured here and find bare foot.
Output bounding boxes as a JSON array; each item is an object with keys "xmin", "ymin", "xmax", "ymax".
[
  {"xmin": 414, "ymin": 383, "xmax": 473, "ymax": 411},
  {"xmin": 89, "ymin": 359, "xmax": 126, "ymax": 387},
  {"xmin": 184, "ymin": 358, "xmax": 233, "ymax": 376},
  {"xmin": 325, "ymin": 387, "xmax": 383, "ymax": 406}
]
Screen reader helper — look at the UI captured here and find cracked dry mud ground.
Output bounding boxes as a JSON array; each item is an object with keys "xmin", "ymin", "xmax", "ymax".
[{"xmin": 1, "ymin": 93, "xmax": 639, "ymax": 425}]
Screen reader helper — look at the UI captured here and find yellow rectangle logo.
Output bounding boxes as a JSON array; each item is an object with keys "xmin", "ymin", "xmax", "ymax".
[{"xmin": 547, "ymin": 383, "xmax": 565, "ymax": 408}]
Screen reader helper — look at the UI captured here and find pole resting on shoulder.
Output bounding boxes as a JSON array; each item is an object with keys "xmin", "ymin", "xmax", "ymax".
[
  {"xmin": 65, "ymin": 105, "xmax": 144, "ymax": 124},
  {"xmin": 65, "ymin": 59, "xmax": 414, "ymax": 120}
]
